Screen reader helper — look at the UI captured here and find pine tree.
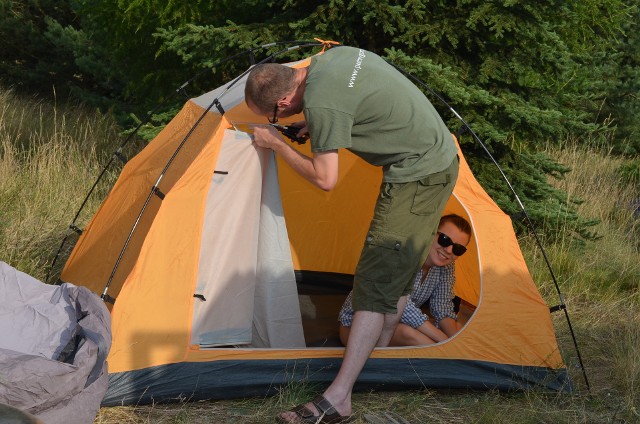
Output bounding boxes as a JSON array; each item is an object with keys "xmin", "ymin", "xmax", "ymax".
[
  {"xmin": 140, "ymin": 0, "xmax": 632, "ymax": 240},
  {"xmin": 2, "ymin": 0, "xmax": 635, "ymax": 241}
]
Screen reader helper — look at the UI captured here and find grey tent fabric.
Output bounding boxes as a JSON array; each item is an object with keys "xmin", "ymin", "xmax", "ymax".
[
  {"xmin": 190, "ymin": 132, "xmax": 305, "ymax": 349},
  {"xmin": 0, "ymin": 262, "xmax": 111, "ymax": 424},
  {"xmin": 0, "ymin": 403, "xmax": 43, "ymax": 423}
]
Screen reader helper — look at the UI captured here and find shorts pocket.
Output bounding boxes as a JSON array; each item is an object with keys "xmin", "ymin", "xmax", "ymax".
[
  {"xmin": 355, "ymin": 232, "xmax": 405, "ymax": 282},
  {"xmin": 410, "ymin": 173, "xmax": 451, "ymax": 215}
]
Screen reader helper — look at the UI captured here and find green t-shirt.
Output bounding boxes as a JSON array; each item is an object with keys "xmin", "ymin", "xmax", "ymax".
[{"xmin": 304, "ymin": 46, "xmax": 457, "ymax": 182}]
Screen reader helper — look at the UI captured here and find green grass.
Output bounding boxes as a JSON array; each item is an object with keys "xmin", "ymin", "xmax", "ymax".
[{"xmin": 2, "ymin": 86, "xmax": 639, "ymax": 423}]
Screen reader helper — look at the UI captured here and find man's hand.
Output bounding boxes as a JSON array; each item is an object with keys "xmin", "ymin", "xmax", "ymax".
[
  {"xmin": 252, "ymin": 125, "xmax": 286, "ymax": 150},
  {"xmin": 252, "ymin": 123, "xmax": 338, "ymax": 191},
  {"xmin": 290, "ymin": 120, "xmax": 309, "ymax": 139}
]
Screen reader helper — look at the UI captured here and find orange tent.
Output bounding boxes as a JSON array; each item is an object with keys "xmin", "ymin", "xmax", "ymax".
[{"xmin": 60, "ymin": 50, "xmax": 569, "ymax": 405}]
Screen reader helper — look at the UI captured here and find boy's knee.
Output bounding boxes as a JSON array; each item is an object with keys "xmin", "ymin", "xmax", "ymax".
[
  {"xmin": 394, "ymin": 324, "xmax": 423, "ymax": 345},
  {"xmin": 395, "ymin": 323, "xmax": 412, "ymax": 337}
]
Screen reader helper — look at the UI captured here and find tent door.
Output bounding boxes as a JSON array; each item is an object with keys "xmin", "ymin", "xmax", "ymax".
[{"xmin": 190, "ymin": 130, "xmax": 305, "ymax": 348}]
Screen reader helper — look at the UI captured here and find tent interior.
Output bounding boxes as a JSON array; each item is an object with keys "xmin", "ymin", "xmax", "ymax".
[{"xmin": 297, "ymin": 272, "xmax": 477, "ymax": 348}]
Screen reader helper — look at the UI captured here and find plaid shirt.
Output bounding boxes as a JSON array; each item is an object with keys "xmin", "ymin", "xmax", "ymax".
[{"xmin": 338, "ymin": 263, "xmax": 456, "ymax": 329}]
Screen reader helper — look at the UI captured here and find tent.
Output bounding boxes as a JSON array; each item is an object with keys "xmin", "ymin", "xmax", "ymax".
[
  {"xmin": 59, "ymin": 49, "xmax": 570, "ymax": 406},
  {"xmin": 0, "ymin": 262, "xmax": 110, "ymax": 423}
]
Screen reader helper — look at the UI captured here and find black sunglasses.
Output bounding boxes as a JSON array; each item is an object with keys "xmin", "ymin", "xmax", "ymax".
[
  {"xmin": 268, "ymin": 103, "xmax": 278, "ymax": 124},
  {"xmin": 437, "ymin": 232, "xmax": 467, "ymax": 256}
]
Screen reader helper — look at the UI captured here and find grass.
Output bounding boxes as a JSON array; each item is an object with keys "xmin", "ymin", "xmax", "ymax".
[
  {"xmin": 92, "ymin": 388, "xmax": 637, "ymax": 423},
  {"xmin": 0, "ymin": 87, "xmax": 138, "ymax": 282},
  {"xmin": 1, "ymin": 87, "xmax": 639, "ymax": 423}
]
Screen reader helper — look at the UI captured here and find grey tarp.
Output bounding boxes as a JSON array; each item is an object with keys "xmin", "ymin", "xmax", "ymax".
[{"xmin": 0, "ymin": 262, "xmax": 111, "ymax": 424}]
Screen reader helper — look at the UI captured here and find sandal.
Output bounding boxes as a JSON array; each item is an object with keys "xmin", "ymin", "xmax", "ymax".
[{"xmin": 277, "ymin": 395, "xmax": 355, "ymax": 424}]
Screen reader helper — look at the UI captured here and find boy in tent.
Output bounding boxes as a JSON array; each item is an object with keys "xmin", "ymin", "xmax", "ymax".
[
  {"xmin": 245, "ymin": 45, "xmax": 458, "ymax": 424},
  {"xmin": 338, "ymin": 214, "xmax": 471, "ymax": 346}
]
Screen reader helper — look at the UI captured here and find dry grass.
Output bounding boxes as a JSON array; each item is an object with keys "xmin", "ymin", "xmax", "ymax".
[
  {"xmin": 94, "ymin": 386, "xmax": 639, "ymax": 423},
  {"xmin": 2, "ymin": 87, "xmax": 638, "ymax": 423},
  {"xmin": 0, "ymin": 88, "xmax": 126, "ymax": 281}
]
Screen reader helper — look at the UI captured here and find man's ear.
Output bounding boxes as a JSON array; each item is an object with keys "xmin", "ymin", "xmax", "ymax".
[{"xmin": 277, "ymin": 94, "xmax": 292, "ymax": 108}]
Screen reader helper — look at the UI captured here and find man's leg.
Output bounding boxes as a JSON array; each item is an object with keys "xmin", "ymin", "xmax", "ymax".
[
  {"xmin": 279, "ymin": 158, "xmax": 458, "ymax": 422},
  {"xmin": 322, "ymin": 309, "xmax": 383, "ymax": 413},
  {"xmin": 279, "ymin": 295, "xmax": 407, "ymax": 422},
  {"xmin": 377, "ymin": 295, "xmax": 407, "ymax": 347},
  {"xmin": 278, "ymin": 310, "xmax": 382, "ymax": 422},
  {"xmin": 322, "ymin": 293, "xmax": 407, "ymax": 412},
  {"xmin": 338, "ymin": 294, "xmax": 408, "ymax": 346}
]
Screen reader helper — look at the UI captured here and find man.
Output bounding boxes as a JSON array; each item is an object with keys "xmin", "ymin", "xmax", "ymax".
[{"xmin": 245, "ymin": 46, "xmax": 458, "ymax": 423}]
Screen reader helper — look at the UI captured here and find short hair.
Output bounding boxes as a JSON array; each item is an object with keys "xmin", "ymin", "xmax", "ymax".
[
  {"xmin": 439, "ymin": 214, "xmax": 472, "ymax": 237},
  {"xmin": 244, "ymin": 63, "xmax": 297, "ymax": 114}
]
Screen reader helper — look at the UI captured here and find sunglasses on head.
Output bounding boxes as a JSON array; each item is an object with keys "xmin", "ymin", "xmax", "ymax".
[{"xmin": 437, "ymin": 232, "xmax": 467, "ymax": 256}]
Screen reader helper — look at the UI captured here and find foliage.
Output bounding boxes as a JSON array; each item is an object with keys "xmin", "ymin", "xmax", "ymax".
[
  {"xmin": 0, "ymin": 0, "xmax": 90, "ymax": 98},
  {"xmin": 143, "ymin": 0, "xmax": 633, "ymax": 143},
  {"xmin": 618, "ymin": 158, "xmax": 640, "ymax": 187},
  {"xmin": 144, "ymin": 0, "xmax": 634, "ymax": 240},
  {"xmin": 599, "ymin": 3, "xmax": 640, "ymax": 154},
  {"xmin": 1, "ymin": 0, "xmax": 637, "ymax": 240}
]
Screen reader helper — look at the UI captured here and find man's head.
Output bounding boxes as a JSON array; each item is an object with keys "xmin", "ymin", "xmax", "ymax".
[
  {"xmin": 426, "ymin": 214, "xmax": 472, "ymax": 267},
  {"xmin": 245, "ymin": 63, "xmax": 298, "ymax": 120}
]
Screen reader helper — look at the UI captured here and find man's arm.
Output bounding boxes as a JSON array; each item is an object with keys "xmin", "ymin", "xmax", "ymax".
[{"xmin": 253, "ymin": 125, "xmax": 338, "ymax": 191}]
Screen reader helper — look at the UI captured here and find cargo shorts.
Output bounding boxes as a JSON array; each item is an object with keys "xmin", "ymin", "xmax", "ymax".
[{"xmin": 352, "ymin": 156, "xmax": 459, "ymax": 315}]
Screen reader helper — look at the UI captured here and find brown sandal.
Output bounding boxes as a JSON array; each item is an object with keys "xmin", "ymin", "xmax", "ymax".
[{"xmin": 277, "ymin": 395, "xmax": 354, "ymax": 424}]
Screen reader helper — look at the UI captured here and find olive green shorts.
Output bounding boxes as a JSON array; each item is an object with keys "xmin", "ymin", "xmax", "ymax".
[{"xmin": 352, "ymin": 156, "xmax": 459, "ymax": 315}]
